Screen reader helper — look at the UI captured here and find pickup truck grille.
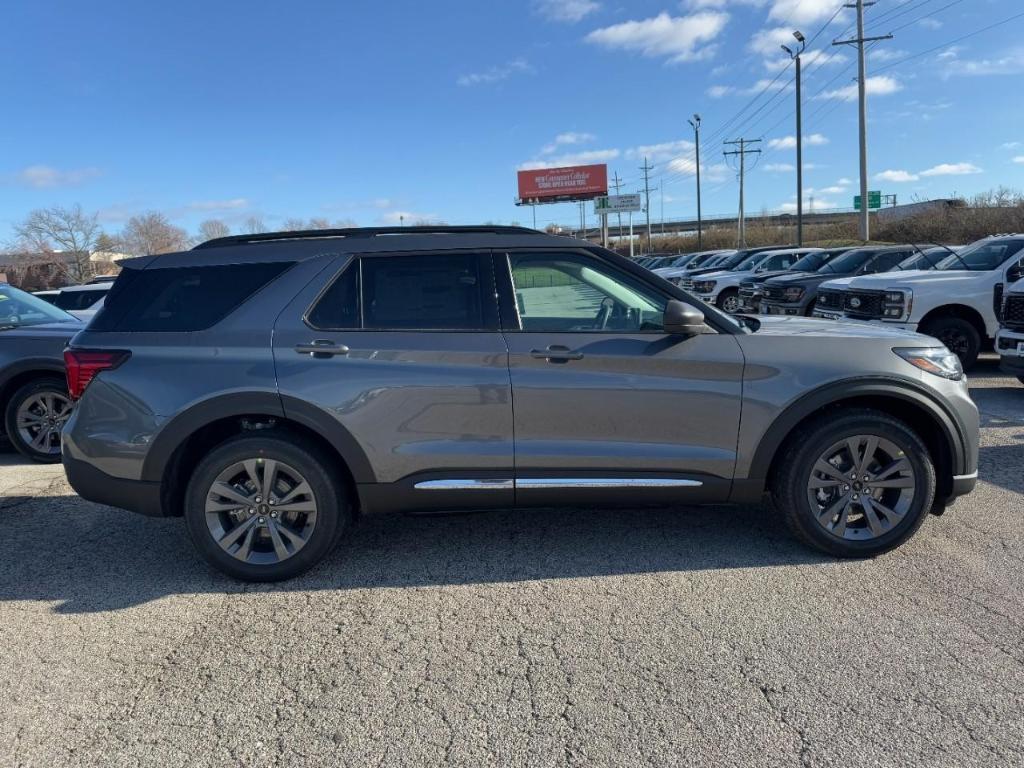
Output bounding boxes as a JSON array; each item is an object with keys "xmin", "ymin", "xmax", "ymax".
[
  {"xmin": 815, "ymin": 289, "xmax": 843, "ymax": 309},
  {"xmin": 737, "ymin": 283, "xmax": 761, "ymax": 313},
  {"xmin": 678, "ymin": 278, "xmax": 695, "ymax": 291},
  {"xmin": 843, "ymin": 290, "xmax": 885, "ymax": 318},
  {"xmin": 1004, "ymin": 294, "xmax": 1024, "ymax": 330},
  {"xmin": 762, "ymin": 285, "xmax": 787, "ymax": 301}
]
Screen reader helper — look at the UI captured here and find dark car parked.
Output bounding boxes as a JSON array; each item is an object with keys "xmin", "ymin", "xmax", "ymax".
[
  {"xmin": 0, "ymin": 284, "xmax": 82, "ymax": 461},
  {"xmin": 736, "ymin": 248, "xmax": 853, "ymax": 314},
  {"xmin": 63, "ymin": 226, "xmax": 977, "ymax": 582},
  {"xmin": 677, "ymin": 246, "xmax": 788, "ymax": 290},
  {"xmin": 760, "ymin": 246, "xmax": 917, "ymax": 317}
]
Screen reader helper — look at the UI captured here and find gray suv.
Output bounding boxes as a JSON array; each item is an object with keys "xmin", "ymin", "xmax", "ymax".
[{"xmin": 62, "ymin": 226, "xmax": 979, "ymax": 581}]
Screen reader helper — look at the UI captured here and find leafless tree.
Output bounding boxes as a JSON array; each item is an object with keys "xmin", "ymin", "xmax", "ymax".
[
  {"xmin": 308, "ymin": 218, "xmax": 332, "ymax": 230},
  {"xmin": 281, "ymin": 218, "xmax": 307, "ymax": 231},
  {"xmin": 196, "ymin": 219, "xmax": 231, "ymax": 244},
  {"xmin": 13, "ymin": 205, "xmax": 100, "ymax": 282},
  {"xmin": 244, "ymin": 216, "xmax": 267, "ymax": 234},
  {"xmin": 120, "ymin": 212, "xmax": 189, "ymax": 256}
]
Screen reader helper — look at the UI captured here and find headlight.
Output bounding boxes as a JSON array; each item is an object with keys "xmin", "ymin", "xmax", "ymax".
[
  {"xmin": 694, "ymin": 281, "xmax": 717, "ymax": 293},
  {"xmin": 894, "ymin": 347, "xmax": 963, "ymax": 380},
  {"xmin": 783, "ymin": 286, "xmax": 805, "ymax": 301},
  {"xmin": 883, "ymin": 289, "xmax": 912, "ymax": 319},
  {"xmin": 670, "ymin": 277, "xmax": 684, "ymax": 285}
]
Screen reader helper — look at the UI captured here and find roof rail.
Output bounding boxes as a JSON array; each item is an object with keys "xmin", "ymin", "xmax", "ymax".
[{"xmin": 193, "ymin": 225, "xmax": 540, "ymax": 250}]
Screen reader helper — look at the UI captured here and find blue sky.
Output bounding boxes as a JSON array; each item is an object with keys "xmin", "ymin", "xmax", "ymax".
[{"xmin": 2, "ymin": 0, "xmax": 1023, "ymax": 237}]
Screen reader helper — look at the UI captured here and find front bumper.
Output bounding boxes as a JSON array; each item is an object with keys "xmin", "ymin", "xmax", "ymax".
[
  {"xmin": 63, "ymin": 449, "xmax": 165, "ymax": 517},
  {"xmin": 761, "ymin": 301, "xmax": 806, "ymax": 316}
]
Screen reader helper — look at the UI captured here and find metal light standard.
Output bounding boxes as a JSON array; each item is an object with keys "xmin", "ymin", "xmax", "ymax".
[
  {"xmin": 782, "ymin": 30, "xmax": 806, "ymax": 246},
  {"xmin": 687, "ymin": 114, "xmax": 703, "ymax": 251}
]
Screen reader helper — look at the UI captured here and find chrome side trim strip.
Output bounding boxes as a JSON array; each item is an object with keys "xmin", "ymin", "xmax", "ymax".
[
  {"xmin": 413, "ymin": 479, "xmax": 514, "ymax": 491},
  {"xmin": 515, "ymin": 478, "xmax": 703, "ymax": 489}
]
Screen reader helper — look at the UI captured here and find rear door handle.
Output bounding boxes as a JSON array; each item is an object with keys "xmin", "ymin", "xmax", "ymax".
[
  {"xmin": 530, "ymin": 345, "xmax": 584, "ymax": 362},
  {"xmin": 294, "ymin": 340, "xmax": 350, "ymax": 358}
]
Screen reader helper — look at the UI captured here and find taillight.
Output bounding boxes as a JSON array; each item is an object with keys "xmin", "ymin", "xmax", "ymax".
[{"xmin": 64, "ymin": 349, "xmax": 131, "ymax": 400}]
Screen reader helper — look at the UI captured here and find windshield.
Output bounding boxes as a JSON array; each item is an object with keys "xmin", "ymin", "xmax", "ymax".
[
  {"xmin": 935, "ymin": 239, "xmax": 1024, "ymax": 271},
  {"xmin": 735, "ymin": 253, "xmax": 768, "ymax": 271},
  {"xmin": 894, "ymin": 249, "xmax": 942, "ymax": 271},
  {"xmin": 668, "ymin": 254, "xmax": 693, "ymax": 267},
  {"xmin": 818, "ymin": 248, "xmax": 875, "ymax": 274},
  {"xmin": 0, "ymin": 285, "xmax": 78, "ymax": 328},
  {"xmin": 790, "ymin": 251, "xmax": 831, "ymax": 272}
]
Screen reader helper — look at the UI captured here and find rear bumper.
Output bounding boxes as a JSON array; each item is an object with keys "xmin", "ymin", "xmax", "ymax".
[{"xmin": 63, "ymin": 449, "xmax": 164, "ymax": 517}]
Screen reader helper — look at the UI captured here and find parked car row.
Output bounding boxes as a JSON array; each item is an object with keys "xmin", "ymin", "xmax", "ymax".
[
  {"xmin": 34, "ymin": 280, "xmax": 112, "ymax": 321},
  {"xmin": 645, "ymin": 236, "xmax": 1024, "ymax": 371}
]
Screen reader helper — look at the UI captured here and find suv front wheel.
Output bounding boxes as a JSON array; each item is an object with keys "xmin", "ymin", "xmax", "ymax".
[
  {"xmin": 184, "ymin": 435, "xmax": 349, "ymax": 582},
  {"xmin": 772, "ymin": 409, "xmax": 936, "ymax": 557}
]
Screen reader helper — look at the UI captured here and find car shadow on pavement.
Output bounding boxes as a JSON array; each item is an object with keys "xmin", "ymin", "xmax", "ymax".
[
  {"xmin": 0, "ymin": 494, "xmax": 836, "ymax": 614},
  {"xmin": 978, "ymin": 435, "xmax": 1024, "ymax": 494}
]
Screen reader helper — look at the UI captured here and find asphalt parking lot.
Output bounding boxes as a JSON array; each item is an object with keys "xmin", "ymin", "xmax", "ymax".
[{"xmin": 1, "ymin": 358, "xmax": 1022, "ymax": 768}]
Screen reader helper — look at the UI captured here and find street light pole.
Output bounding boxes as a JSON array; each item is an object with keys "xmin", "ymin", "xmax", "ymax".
[
  {"xmin": 688, "ymin": 114, "xmax": 702, "ymax": 250},
  {"xmin": 783, "ymin": 31, "xmax": 806, "ymax": 246}
]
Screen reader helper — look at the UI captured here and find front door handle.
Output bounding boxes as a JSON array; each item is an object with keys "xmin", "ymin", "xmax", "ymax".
[
  {"xmin": 530, "ymin": 345, "xmax": 584, "ymax": 362},
  {"xmin": 295, "ymin": 340, "xmax": 350, "ymax": 358}
]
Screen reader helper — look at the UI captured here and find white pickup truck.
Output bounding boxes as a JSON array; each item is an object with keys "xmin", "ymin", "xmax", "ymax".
[
  {"xmin": 996, "ymin": 278, "xmax": 1024, "ymax": 383},
  {"xmin": 813, "ymin": 235, "xmax": 1024, "ymax": 369}
]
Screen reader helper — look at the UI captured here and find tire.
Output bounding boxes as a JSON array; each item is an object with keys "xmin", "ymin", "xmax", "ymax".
[
  {"xmin": 184, "ymin": 434, "xmax": 350, "ymax": 582},
  {"xmin": 3, "ymin": 376, "xmax": 72, "ymax": 463},
  {"xmin": 771, "ymin": 408, "xmax": 936, "ymax": 558},
  {"xmin": 921, "ymin": 316, "xmax": 980, "ymax": 370},
  {"xmin": 717, "ymin": 289, "xmax": 740, "ymax": 314}
]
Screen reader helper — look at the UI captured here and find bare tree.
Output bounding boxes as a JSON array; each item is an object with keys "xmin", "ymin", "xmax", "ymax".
[
  {"xmin": 120, "ymin": 212, "xmax": 189, "ymax": 256},
  {"xmin": 244, "ymin": 216, "xmax": 267, "ymax": 234},
  {"xmin": 282, "ymin": 218, "xmax": 307, "ymax": 231},
  {"xmin": 13, "ymin": 205, "xmax": 100, "ymax": 282},
  {"xmin": 196, "ymin": 219, "xmax": 231, "ymax": 244},
  {"xmin": 308, "ymin": 217, "xmax": 332, "ymax": 230}
]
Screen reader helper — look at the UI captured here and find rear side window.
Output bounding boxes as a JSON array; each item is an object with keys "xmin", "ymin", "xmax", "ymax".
[
  {"xmin": 53, "ymin": 288, "xmax": 106, "ymax": 310},
  {"xmin": 308, "ymin": 253, "xmax": 492, "ymax": 331},
  {"xmin": 91, "ymin": 262, "xmax": 292, "ymax": 332}
]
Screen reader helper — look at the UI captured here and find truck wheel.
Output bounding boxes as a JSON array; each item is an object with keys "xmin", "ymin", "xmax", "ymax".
[
  {"xmin": 772, "ymin": 408, "xmax": 935, "ymax": 558},
  {"xmin": 921, "ymin": 317, "xmax": 980, "ymax": 369},
  {"xmin": 3, "ymin": 377, "xmax": 72, "ymax": 463},
  {"xmin": 184, "ymin": 434, "xmax": 351, "ymax": 582},
  {"xmin": 717, "ymin": 289, "xmax": 740, "ymax": 314}
]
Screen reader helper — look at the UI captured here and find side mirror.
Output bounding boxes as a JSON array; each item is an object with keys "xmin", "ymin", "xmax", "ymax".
[
  {"xmin": 664, "ymin": 299, "xmax": 706, "ymax": 336},
  {"xmin": 1008, "ymin": 259, "xmax": 1024, "ymax": 284}
]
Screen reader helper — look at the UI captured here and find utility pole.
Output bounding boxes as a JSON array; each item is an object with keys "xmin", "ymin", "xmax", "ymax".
[
  {"xmin": 723, "ymin": 138, "xmax": 761, "ymax": 248},
  {"xmin": 834, "ymin": 0, "xmax": 892, "ymax": 242},
  {"xmin": 782, "ymin": 31, "xmax": 806, "ymax": 246},
  {"xmin": 660, "ymin": 186, "xmax": 665, "ymax": 235},
  {"xmin": 688, "ymin": 114, "xmax": 703, "ymax": 250},
  {"xmin": 606, "ymin": 173, "xmax": 622, "ymax": 241},
  {"xmin": 640, "ymin": 156, "xmax": 654, "ymax": 251}
]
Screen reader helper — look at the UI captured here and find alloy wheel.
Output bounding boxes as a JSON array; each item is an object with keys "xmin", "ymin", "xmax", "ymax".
[
  {"xmin": 720, "ymin": 294, "xmax": 739, "ymax": 313},
  {"xmin": 205, "ymin": 458, "xmax": 318, "ymax": 565},
  {"xmin": 805, "ymin": 434, "xmax": 917, "ymax": 541},
  {"xmin": 16, "ymin": 391, "xmax": 72, "ymax": 456},
  {"xmin": 937, "ymin": 328, "xmax": 970, "ymax": 359}
]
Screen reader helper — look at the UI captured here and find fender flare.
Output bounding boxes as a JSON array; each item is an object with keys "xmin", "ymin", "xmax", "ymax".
[
  {"xmin": 746, "ymin": 376, "xmax": 969, "ymax": 483},
  {"xmin": 0, "ymin": 359, "xmax": 67, "ymax": 399},
  {"xmin": 140, "ymin": 391, "xmax": 375, "ymax": 483}
]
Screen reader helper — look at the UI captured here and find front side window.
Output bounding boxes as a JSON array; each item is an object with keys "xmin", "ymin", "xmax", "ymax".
[
  {"xmin": 508, "ymin": 252, "xmax": 667, "ymax": 332},
  {"xmin": 0, "ymin": 285, "xmax": 77, "ymax": 328}
]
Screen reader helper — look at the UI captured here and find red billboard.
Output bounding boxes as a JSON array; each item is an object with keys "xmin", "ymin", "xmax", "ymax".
[{"xmin": 517, "ymin": 164, "xmax": 608, "ymax": 203}]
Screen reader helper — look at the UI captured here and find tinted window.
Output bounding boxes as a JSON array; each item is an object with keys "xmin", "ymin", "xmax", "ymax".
[
  {"xmin": 869, "ymin": 250, "xmax": 911, "ymax": 272},
  {"xmin": 91, "ymin": 262, "xmax": 291, "ymax": 332},
  {"xmin": 361, "ymin": 254, "xmax": 485, "ymax": 330},
  {"xmin": 307, "ymin": 260, "xmax": 360, "ymax": 329},
  {"xmin": 53, "ymin": 288, "xmax": 107, "ymax": 310},
  {"xmin": 819, "ymin": 248, "xmax": 876, "ymax": 274},
  {"xmin": 0, "ymin": 285, "xmax": 77, "ymax": 327},
  {"xmin": 508, "ymin": 252, "xmax": 666, "ymax": 332}
]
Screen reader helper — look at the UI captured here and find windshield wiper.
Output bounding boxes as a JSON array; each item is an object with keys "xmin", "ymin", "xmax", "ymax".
[{"xmin": 907, "ymin": 241, "xmax": 968, "ymax": 271}]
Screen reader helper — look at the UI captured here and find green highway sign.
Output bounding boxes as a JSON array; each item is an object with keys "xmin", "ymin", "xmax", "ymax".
[{"xmin": 854, "ymin": 191, "xmax": 882, "ymax": 211}]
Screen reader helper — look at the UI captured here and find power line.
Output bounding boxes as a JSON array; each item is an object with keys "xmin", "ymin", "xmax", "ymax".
[
  {"xmin": 885, "ymin": 0, "xmax": 964, "ymax": 34},
  {"xmin": 874, "ymin": 9, "xmax": 1024, "ymax": 73},
  {"xmin": 723, "ymin": 138, "xmax": 762, "ymax": 247}
]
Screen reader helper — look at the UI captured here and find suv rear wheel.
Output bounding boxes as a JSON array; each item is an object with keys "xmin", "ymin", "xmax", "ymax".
[
  {"xmin": 772, "ymin": 409, "xmax": 935, "ymax": 557},
  {"xmin": 184, "ymin": 435, "xmax": 349, "ymax": 582},
  {"xmin": 4, "ymin": 376, "xmax": 72, "ymax": 463}
]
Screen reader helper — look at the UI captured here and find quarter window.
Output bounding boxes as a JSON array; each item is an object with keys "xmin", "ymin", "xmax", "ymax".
[{"xmin": 507, "ymin": 252, "xmax": 667, "ymax": 332}]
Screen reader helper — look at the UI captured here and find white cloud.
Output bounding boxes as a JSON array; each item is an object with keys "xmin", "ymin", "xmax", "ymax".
[
  {"xmin": 781, "ymin": 197, "xmax": 836, "ymax": 213},
  {"xmin": 1014, "ymin": 156, "xmax": 1024, "ymax": 164},
  {"xmin": 768, "ymin": 133, "xmax": 828, "ymax": 150},
  {"xmin": 876, "ymin": 170, "xmax": 919, "ymax": 183},
  {"xmin": 836, "ymin": 177, "xmax": 852, "ymax": 185},
  {"xmin": 684, "ymin": 0, "xmax": 766, "ymax": 7},
  {"xmin": 814, "ymin": 185, "xmax": 847, "ymax": 195},
  {"xmin": 457, "ymin": 59, "xmax": 534, "ymax": 87},
  {"xmin": 764, "ymin": 162, "xmax": 795, "ymax": 172},
  {"xmin": 585, "ymin": 11, "xmax": 729, "ymax": 63},
  {"xmin": 533, "ymin": 0, "xmax": 599, "ymax": 23},
  {"xmin": 818, "ymin": 75, "xmax": 901, "ymax": 101},
  {"xmin": 184, "ymin": 198, "xmax": 249, "ymax": 211},
  {"xmin": 1002, "ymin": 142, "xmax": 1021, "ymax": 149},
  {"xmin": 920, "ymin": 162, "xmax": 982, "ymax": 177},
  {"xmin": 519, "ymin": 149, "xmax": 621, "ymax": 170},
  {"xmin": 918, "ymin": 18, "xmax": 942, "ymax": 30},
  {"xmin": 626, "ymin": 139, "xmax": 694, "ymax": 162},
  {"xmin": 380, "ymin": 210, "xmax": 440, "ymax": 225},
  {"xmin": 869, "ymin": 48, "xmax": 908, "ymax": 63},
  {"xmin": 542, "ymin": 132, "xmax": 596, "ymax": 154},
  {"xmin": 707, "ymin": 84, "xmax": 734, "ymax": 98},
  {"xmin": 769, "ymin": 0, "xmax": 843, "ymax": 25},
  {"xmin": 748, "ymin": 27, "xmax": 794, "ymax": 58},
  {"xmin": 14, "ymin": 165, "xmax": 102, "ymax": 188},
  {"xmin": 744, "ymin": 77, "xmax": 793, "ymax": 94},
  {"xmin": 945, "ymin": 49, "xmax": 1024, "ymax": 78}
]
